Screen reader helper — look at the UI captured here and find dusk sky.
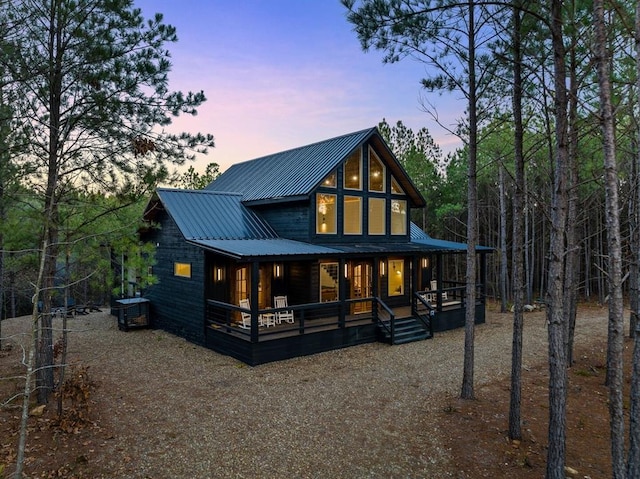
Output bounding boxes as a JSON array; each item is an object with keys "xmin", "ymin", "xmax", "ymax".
[{"xmin": 134, "ymin": 0, "xmax": 463, "ymax": 173}]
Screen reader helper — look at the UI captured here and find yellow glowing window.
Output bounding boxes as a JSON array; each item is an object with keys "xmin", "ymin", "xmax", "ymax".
[
  {"xmin": 368, "ymin": 198, "xmax": 385, "ymax": 235},
  {"xmin": 317, "ymin": 193, "xmax": 337, "ymax": 234},
  {"xmin": 344, "ymin": 196, "xmax": 362, "ymax": 235},
  {"xmin": 388, "ymin": 259, "xmax": 404, "ymax": 296},
  {"xmin": 369, "ymin": 148, "xmax": 385, "ymax": 192},
  {"xmin": 391, "ymin": 199, "xmax": 407, "ymax": 235},
  {"xmin": 344, "ymin": 150, "xmax": 362, "ymax": 190},
  {"xmin": 321, "ymin": 171, "xmax": 337, "ymax": 188},
  {"xmin": 391, "ymin": 176, "xmax": 404, "ymax": 194},
  {"xmin": 174, "ymin": 262, "xmax": 192, "ymax": 278}
]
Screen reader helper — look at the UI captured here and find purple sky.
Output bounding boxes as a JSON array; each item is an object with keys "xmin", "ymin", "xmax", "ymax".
[{"xmin": 135, "ymin": 0, "xmax": 463, "ymax": 173}]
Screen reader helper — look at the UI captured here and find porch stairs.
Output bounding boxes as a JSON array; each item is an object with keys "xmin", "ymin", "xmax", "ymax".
[{"xmin": 377, "ymin": 317, "xmax": 433, "ymax": 345}]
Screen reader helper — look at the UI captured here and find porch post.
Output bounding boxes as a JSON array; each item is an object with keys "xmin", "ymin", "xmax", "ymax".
[
  {"xmin": 339, "ymin": 258, "xmax": 346, "ymax": 328},
  {"xmin": 411, "ymin": 256, "xmax": 418, "ymax": 316},
  {"xmin": 436, "ymin": 253, "xmax": 443, "ymax": 309},
  {"xmin": 250, "ymin": 261, "xmax": 260, "ymax": 342},
  {"xmin": 373, "ymin": 257, "xmax": 380, "ymax": 323}
]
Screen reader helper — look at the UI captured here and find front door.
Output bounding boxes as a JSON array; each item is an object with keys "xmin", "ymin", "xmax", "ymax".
[{"xmin": 351, "ymin": 261, "xmax": 372, "ymax": 314}]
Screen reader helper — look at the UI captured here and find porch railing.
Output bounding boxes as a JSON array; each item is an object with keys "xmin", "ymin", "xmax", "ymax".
[
  {"xmin": 413, "ymin": 292, "xmax": 434, "ymax": 337},
  {"xmin": 374, "ymin": 297, "xmax": 395, "ymax": 343},
  {"xmin": 206, "ymin": 298, "xmax": 377, "ymax": 341}
]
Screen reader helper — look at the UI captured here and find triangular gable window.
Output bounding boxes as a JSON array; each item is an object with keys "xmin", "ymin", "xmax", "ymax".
[
  {"xmin": 321, "ymin": 170, "xmax": 336, "ymax": 188},
  {"xmin": 391, "ymin": 176, "xmax": 404, "ymax": 195}
]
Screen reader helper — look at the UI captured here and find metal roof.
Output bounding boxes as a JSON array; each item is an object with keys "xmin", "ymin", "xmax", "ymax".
[
  {"xmin": 145, "ymin": 189, "xmax": 277, "ymax": 240},
  {"xmin": 206, "ymin": 127, "xmax": 424, "ymax": 206},
  {"xmin": 410, "ymin": 223, "xmax": 493, "ymax": 252},
  {"xmin": 188, "ymin": 238, "xmax": 342, "ymax": 259}
]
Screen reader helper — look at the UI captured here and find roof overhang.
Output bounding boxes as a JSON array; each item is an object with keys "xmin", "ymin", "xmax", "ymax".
[{"xmin": 186, "ymin": 237, "xmax": 491, "ymax": 261}]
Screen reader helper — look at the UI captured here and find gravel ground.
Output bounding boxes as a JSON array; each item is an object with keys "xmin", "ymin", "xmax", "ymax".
[{"xmin": 1, "ymin": 304, "xmax": 610, "ymax": 478}]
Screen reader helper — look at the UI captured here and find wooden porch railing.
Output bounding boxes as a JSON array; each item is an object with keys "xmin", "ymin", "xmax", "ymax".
[{"xmin": 206, "ymin": 298, "xmax": 378, "ymax": 342}]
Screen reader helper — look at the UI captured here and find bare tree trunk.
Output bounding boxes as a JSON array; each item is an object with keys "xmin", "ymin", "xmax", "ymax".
[
  {"xmin": 15, "ymin": 237, "xmax": 49, "ymax": 478},
  {"xmin": 461, "ymin": 0, "xmax": 478, "ymax": 401},
  {"xmin": 509, "ymin": 0, "xmax": 525, "ymax": 441},
  {"xmin": 499, "ymin": 164, "xmax": 508, "ymax": 313},
  {"xmin": 564, "ymin": 14, "xmax": 580, "ymax": 367},
  {"xmin": 546, "ymin": 1, "xmax": 570, "ymax": 477},
  {"xmin": 594, "ymin": 1, "xmax": 625, "ymax": 476}
]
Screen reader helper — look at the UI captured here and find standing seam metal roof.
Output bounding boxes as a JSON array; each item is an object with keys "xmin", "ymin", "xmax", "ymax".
[
  {"xmin": 149, "ymin": 188, "xmax": 277, "ymax": 240},
  {"xmin": 206, "ymin": 128, "xmax": 376, "ymax": 202}
]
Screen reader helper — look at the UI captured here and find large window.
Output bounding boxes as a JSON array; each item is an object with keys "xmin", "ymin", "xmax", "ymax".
[
  {"xmin": 344, "ymin": 196, "xmax": 362, "ymax": 234},
  {"xmin": 369, "ymin": 148, "xmax": 385, "ymax": 192},
  {"xmin": 388, "ymin": 259, "xmax": 404, "ymax": 296},
  {"xmin": 319, "ymin": 262, "xmax": 339, "ymax": 302},
  {"xmin": 174, "ymin": 262, "xmax": 191, "ymax": 278},
  {"xmin": 344, "ymin": 149, "xmax": 362, "ymax": 190},
  {"xmin": 317, "ymin": 193, "xmax": 337, "ymax": 234},
  {"xmin": 368, "ymin": 198, "xmax": 385, "ymax": 235},
  {"xmin": 235, "ymin": 266, "xmax": 248, "ymax": 300},
  {"xmin": 391, "ymin": 199, "xmax": 407, "ymax": 235}
]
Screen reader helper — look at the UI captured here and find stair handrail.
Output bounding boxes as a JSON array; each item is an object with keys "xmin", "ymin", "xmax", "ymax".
[
  {"xmin": 413, "ymin": 292, "xmax": 435, "ymax": 338},
  {"xmin": 375, "ymin": 297, "xmax": 395, "ymax": 344}
]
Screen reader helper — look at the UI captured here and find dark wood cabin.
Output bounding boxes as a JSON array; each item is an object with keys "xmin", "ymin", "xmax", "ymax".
[{"xmin": 139, "ymin": 127, "xmax": 491, "ymax": 365}]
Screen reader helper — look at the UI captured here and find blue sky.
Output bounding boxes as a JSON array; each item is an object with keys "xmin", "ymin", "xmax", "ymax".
[{"xmin": 135, "ymin": 0, "xmax": 463, "ymax": 173}]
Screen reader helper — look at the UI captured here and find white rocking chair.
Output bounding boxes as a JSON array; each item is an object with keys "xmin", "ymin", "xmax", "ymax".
[
  {"xmin": 239, "ymin": 299, "xmax": 275, "ymax": 328},
  {"xmin": 274, "ymin": 295, "xmax": 294, "ymax": 324}
]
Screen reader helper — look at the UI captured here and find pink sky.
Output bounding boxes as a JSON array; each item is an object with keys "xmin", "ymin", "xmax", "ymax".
[{"xmin": 135, "ymin": 0, "xmax": 463, "ymax": 173}]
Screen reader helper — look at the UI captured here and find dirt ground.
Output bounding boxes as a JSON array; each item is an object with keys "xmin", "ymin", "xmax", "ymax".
[{"xmin": 0, "ymin": 303, "xmax": 635, "ymax": 478}]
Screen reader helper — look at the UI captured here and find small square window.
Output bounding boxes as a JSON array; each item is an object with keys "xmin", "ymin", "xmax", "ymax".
[{"xmin": 174, "ymin": 262, "xmax": 191, "ymax": 278}]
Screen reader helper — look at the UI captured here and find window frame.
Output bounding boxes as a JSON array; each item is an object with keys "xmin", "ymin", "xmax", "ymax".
[
  {"xmin": 343, "ymin": 195, "xmax": 362, "ymax": 235},
  {"xmin": 174, "ymin": 262, "xmax": 192, "ymax": 278},
  {"xmin": 316, "ymin": 193, "xmax": 337, "ymax": 235},
  {"xmin": 368, "ymin": 197, "xmax": 386, "ymax": 235},
  {"xmin": 343, "ymin": 149, "xmax": 362, "ymax": 190},
  {"xmin": 368, "ymin": 147, "xmax": 386, "ymax": 192}
]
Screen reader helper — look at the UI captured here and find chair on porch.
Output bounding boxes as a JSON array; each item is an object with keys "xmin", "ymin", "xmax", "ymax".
[
  {"xmin": 239, "ymin": 299, "xmax": 275, "ymax": 328},
  {"xmin": 239, "ymin": 299, "xmax": 252, "ymax": 329},
  {"xmin": 430, "ymin": 280, "xmax": 437, "ymax": 291},
  {"xmin": 274, "ymin": 295, "xmax": 294, "ymax": 324}
]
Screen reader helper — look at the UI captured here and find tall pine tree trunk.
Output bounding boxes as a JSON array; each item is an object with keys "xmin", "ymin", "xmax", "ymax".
[
  {"xmin": 461, "ymin": 0, "xmax": 478, "ymax": 401},
  {"xmin": 546, "ymin": 1, "xmax": 570, "ymax": 476},
  {"xmin": 499, "ymin": 164, "xmax": 508, "ymax": 313},
  {"xmin": 509, "ymin": 0, "xmax": 525, "ymax": 441},
  {"xmin": 564, "ymin": 11, "xmax": 580, "ymax": 366},
  {"xmin": 594, "ymin": 1, "xmax": 625, "ymax": 476}
]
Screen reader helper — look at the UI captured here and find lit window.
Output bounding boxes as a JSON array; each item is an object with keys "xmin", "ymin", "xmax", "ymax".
[
  {"xmin": 319, "ymin": 262, "xmax": 339, "ymax": 302},
  {"xmin": 391, "ymin": 176, "xmax": 404, "ymax": 194},
  {"xmin": 317, "ymin": 193, "xmax": 337, "ymax": 234},
  {"xmin": 174, "ymin": 262, "xmax": 191, "ymax": 278},
  {"xmin": 344, "ymin": 149, "xmax": 362, "ymax": 190},
  {"xmin": 368, "ymin": 198, "xmax": 385, "ymax": 235},
  {"xmin": 321, "ymin": 171, "xmax": 336, "ymax": 188},
  {"xmin": 388, "ymin": 259, "xmax": 404, "ymax": 296},
  {"xmin": 369, "ymin": 148, "xmax": 385, "ymax": 192},
  {"xmin": 391, "ymin": 199, "xmax": 407, "ymax": 235},
  {"xmin": 344, "ymin": 196, "xmax": 362, "ymax": 234}
]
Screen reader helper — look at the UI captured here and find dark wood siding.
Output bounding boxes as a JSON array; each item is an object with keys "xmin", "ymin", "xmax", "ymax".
[
  {"xmin": 257, "ymin": 202, "xmax": 310, "ymax": 241},
  {"xmin": 141, "ymin": 212, "xmax": 205, "ymax": 344}
]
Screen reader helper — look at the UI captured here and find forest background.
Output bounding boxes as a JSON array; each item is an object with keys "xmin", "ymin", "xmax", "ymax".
[{"xmin": 2, "ymin": 1, "xmax": 640, "ymax": 478}]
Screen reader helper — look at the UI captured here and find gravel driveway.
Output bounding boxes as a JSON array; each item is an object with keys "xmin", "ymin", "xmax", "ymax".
[{"xmin": 1, "ymin": 305, "xmax": 609, "ymax": 478}]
